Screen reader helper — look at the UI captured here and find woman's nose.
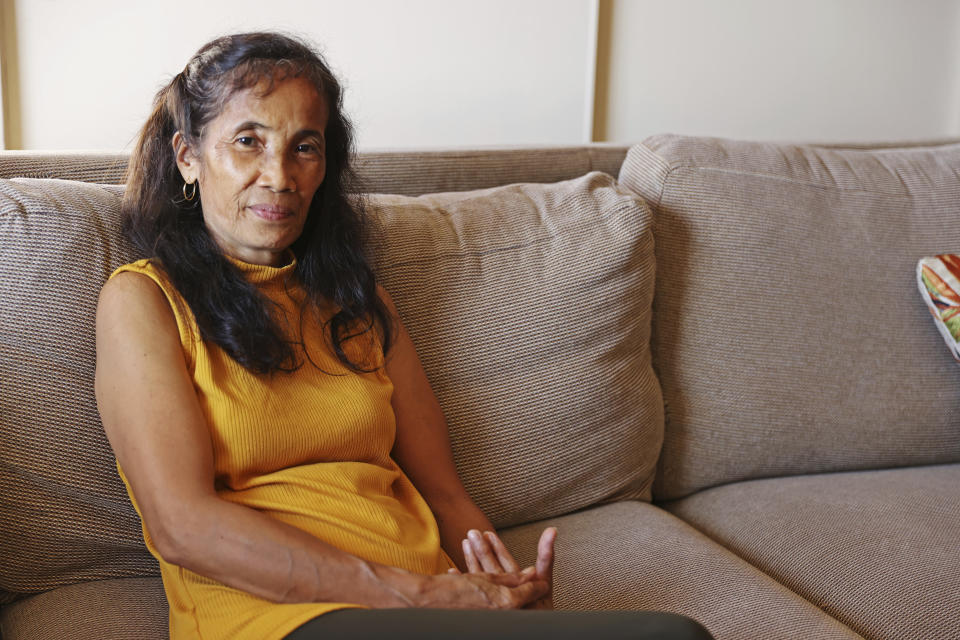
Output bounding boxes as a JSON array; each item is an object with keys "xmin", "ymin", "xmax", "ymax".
[{"xmin": 258, "ymin": 152, "xmax": 296, "ymax": 192}]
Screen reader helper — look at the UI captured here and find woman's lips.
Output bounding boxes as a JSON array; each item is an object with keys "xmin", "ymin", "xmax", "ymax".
[{"xmin": 249, "ymin": 204, "xmax": 293, "ymax": 221}]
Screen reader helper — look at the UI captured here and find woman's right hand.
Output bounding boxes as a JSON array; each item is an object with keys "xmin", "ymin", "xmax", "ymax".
[
  {"xmin": 410, "ymin": 567, "xmax": 548, "ymax": 609},
  {"xmin": 447, "ymin": 527, "xmax": 556, "ymax": 609}
]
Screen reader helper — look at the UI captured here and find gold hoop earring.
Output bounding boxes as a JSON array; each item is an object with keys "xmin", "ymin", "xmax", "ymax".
[{"xmin": 183, "ymin": 181, "xmax": 197, "ymax": 202}]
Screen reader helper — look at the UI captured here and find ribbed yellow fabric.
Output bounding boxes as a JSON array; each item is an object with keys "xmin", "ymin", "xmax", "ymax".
[{"xmin": 110, "ymin": 256, "xmax": 451, "ymax": 640}]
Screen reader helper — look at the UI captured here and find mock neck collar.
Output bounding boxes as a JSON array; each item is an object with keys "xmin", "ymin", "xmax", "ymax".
[{"xmin": 224, "ymin": 251, "xmax": 297, "ymax": 285}]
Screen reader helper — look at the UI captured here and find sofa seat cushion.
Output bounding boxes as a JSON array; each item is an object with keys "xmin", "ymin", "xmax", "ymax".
[
  {"xmin": 665, "ymin": 464, "xmax": 960, "ymax": 640},
  {"xmin": 500, "ymin": 501, "xmax": 863, "ymax": 640},
  {"xmin": 365, "ymin": 172, "xmax": 663, "ymax": 528},
  {"xmin": 0, "ymin": 577, "xmax": 166, "ymax": 640},
  {"xmin": 619, "ymin": 135, "xmax": 960, "ymax": 500}
]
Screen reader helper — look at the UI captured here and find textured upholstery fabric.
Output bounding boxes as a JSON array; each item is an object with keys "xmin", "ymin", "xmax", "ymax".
[
  {"xmin": 354, "ymin": 145, "xmax": 630, "ymax": 196},
  {"xmin": 0, "ymin": 153, "xmax": 129, "ymax": 184},
  {"xmin": 365, "ymin": 172, "xmax": 663, "ymax": 528},
  {"xmin": 499, "ymin": 502, "xmax": 863, "ymax": 640},
  {"xmin": 665, "ymin": 464, "xmax": 960, "ymax": 640},
  {"xmin": 0, "ymin": 179, "xmax": 155, "ymax": 599},
  {"xmin": 619, "ymin": 135, "xmax": 960, "ymax": 500},
  {"xmin": 0, "ymin": 577, "xmax": 166, "ymax": 640},
  {"xmin": 0, "ymin": 145, "xmax": 630, "ymax": 196}
]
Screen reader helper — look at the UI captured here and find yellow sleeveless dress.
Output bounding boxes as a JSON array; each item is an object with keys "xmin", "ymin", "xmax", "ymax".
[{"xmin": 111, "ymin": 256, "xmax": 452, "ymax": 640}]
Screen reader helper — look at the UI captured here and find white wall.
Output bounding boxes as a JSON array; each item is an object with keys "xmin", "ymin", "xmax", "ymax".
[
  {"xmin": 951, "ymin": 1, "xmax": 960, "ymax": 136},
  {"xmin": 7, "ymin": 0, "xmax": 594, "ymax": 150},
  {"xmin": 3, "ymin": 0, "xmax": 960, "ymax": 150},
  {"xmin": 602, "ymin": 0, "xmax": 960, "ymax": 142}
]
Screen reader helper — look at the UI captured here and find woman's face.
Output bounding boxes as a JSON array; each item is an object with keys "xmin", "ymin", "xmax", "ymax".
[{"xmin": 175, "ymin": 75, "xmax": 329, "ymax": 266}]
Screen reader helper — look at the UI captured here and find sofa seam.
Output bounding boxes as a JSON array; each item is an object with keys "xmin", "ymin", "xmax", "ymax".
[
  {"xmin": 372, "ymin": 198, "xmax": 646, "ymax": 272},
  {"xmin": 661, "ymin": 506, "xmax": 868, "ymax": 640}
]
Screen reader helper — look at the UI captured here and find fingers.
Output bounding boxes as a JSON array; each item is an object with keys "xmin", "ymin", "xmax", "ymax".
[
  {"xmin": 466, "ymin": 529, "xmax": 517, "ymax": 574},
  {"xmin": 508, "ymin": 577, "xmax": 551, "ymax": 607},
  {"xmin": 429, "ymin": 571, "xmax": 548, "ymax": 609},
  {"xmin": 483, "ymin": 531, "xmax": 521, "ymax": 573},
  {"xmin": 483, "ymin": 567, "xmax": 535, "ymax": 585},
  {"xmin": 462, "ymin": 538, "xmax": 482, "ymax": 573},
  {"xmin": 536, "ymin": 527, "xmax": 557, "ymax": 582},
  {"xmin": 460, "ymin": 527, "xmax": 554, "ymax": 578},
  {"xmin": 468, "ymin": 572, "xmax": 550, "ymax": 608}
]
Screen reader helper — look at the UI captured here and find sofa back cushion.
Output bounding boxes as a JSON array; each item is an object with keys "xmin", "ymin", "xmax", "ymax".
[
  {"xmin": 365, "ymin": 171, "xmax": 662, "ymax": 528},
  {"xmin": 619, "ymin": 135, "xmax": 960, "ymax": 501},
  {"xmin": 0, "ymin": 178, "xmax": 155, "ymax": 599}
]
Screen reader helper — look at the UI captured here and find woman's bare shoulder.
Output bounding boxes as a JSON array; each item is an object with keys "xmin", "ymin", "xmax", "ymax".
[
  {"xmin": 100, "ymin": 268, "xmax": 163, "ymax": 300},
  {"xmin": 97, "ymin": 270, "xmax": 178, "ymax": 343}
]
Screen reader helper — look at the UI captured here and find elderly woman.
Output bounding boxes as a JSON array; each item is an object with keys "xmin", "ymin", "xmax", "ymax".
[{"xmin": 95, "ymin": 32, "xmax": 712, "ymax": 640}]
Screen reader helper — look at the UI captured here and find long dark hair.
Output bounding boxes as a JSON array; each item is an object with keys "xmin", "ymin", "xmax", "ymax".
[{"xmin": 123, "ymin": 32, "xmax": 392, "ymax": 375}]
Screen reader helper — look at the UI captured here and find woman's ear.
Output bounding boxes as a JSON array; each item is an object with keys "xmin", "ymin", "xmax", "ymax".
[{"xmin": 172, "ymin": 132, "xmax": 199, "ymax": 184}]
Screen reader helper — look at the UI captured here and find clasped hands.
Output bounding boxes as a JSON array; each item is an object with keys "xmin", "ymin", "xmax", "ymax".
[{"xmin": 447, "ymin": 527, "xmax": 556, "ymax": 610}]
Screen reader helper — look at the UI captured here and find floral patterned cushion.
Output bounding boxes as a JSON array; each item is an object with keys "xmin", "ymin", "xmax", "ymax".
[{"xmin": 917, "ymin": 254, "xmax": 960, "ymax": 361}]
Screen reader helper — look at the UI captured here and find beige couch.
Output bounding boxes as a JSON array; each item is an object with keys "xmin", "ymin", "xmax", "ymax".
[{"xmin": 1, "ymin": 135, "xmax": 958, "ymax": 640}]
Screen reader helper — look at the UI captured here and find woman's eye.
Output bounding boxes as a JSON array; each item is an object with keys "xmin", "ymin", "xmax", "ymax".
[
  {"xmin": 296, "ymin": 143, "xmax": 320, "ymax": 154},
  {"xmin": 235, "ymin": 136, "xmax": 256, "ymax": 146}
]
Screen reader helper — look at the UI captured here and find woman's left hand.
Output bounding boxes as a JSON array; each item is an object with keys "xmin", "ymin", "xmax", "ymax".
[{"xmin": 450, "ymin": 527, "xmax": 557, "ymax": 609}]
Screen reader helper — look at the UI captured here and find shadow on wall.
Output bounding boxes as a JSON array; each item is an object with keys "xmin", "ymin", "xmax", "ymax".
[{"xmin": 1, "ymin": 0, "xmax": 23, "ymax": 149}]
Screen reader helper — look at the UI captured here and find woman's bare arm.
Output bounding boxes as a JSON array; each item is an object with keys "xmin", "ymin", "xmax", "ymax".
[
  {"xmin": 95, "ymin": 272, "xmax": 547, "ymax": 609},
  {"xmin": 379, "ymin": 287, "xmax": 499, "ymax": 568},
  {"xmin": 379, "ymin": 287, "xmax": 554, "ymax": 584}
]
